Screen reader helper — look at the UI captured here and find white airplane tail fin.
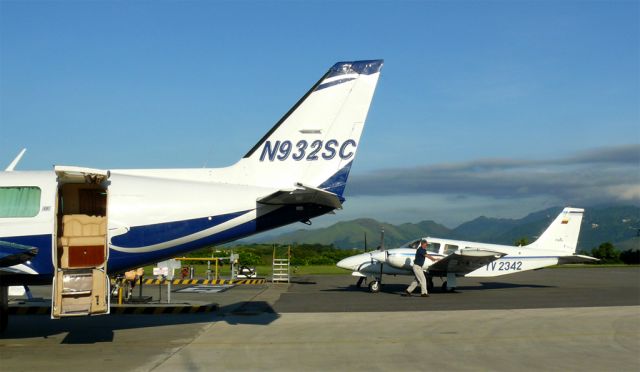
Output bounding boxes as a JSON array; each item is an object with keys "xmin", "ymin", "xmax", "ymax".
[
  {"xmin": 237, "ymin": 60, "xmax": 383, "ymax": 198},
  {"xmin": 527, "ymin": 207, "xmax": 584, "ymax": 253}
]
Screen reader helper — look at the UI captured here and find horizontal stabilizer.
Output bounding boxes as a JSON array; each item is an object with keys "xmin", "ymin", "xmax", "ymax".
[
  {"xmin": 429, "ymin": 248, "xmax": 506, "ymax": 275},
  {"xmin": 0, "ymin": 241, "xmax": 38, "ymax": 268},
  {"xmin": 257, "ymin": 183, "xmax": 343, "ymax": 210},
  {"xmin": 557, "ymin": 255, "xmax": 600, "ymax": 265}
]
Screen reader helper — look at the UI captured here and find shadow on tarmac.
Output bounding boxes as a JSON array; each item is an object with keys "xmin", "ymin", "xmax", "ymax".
[
  {"xmin": 458, "ymin": 282, "xmax": 553, "ymax": 290},
  {"xmin": 1, "ymin": 301, "xmax": 280, "ymax": 342}
]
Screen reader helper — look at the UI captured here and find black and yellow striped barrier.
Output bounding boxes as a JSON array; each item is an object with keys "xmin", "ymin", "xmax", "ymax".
[
  {"xmin": 9, "ymin": 303, "xmax": 218, "ymax": 315},
  {"xmin": 142, "ymin": 278, "xmax": 266, "ymax": 285}
]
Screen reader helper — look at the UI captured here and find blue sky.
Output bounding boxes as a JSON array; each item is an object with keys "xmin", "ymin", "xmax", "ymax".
[{"xmin": 1, "ymin": 1, "xmax": 638, "ymax": 227}]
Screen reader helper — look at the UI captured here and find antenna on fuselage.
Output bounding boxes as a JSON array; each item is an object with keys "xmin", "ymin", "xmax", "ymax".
[
  {"xmin": 377, "ymin": 227, "xmax": 386, "ymax": 285},
  {"xmin": 5, "ymin": 148, "xmax": 26, "ymax": 171}
]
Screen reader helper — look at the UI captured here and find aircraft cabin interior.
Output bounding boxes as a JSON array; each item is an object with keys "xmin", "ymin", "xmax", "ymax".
[{"xmin": 53, "ymin": 173, "xmax": 109, "ymax": 318}]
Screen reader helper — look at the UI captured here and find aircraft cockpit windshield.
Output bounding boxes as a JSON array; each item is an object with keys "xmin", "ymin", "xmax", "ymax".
[
  {"xmin": 401, "ymin": 239, "xmax": 441, "ymax": 253},
  {"xmin": 401, "ymin": 239, "xmax": 421, "ymax": 249}
]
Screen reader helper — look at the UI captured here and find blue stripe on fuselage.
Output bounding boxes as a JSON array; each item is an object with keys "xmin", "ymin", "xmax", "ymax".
[
  {"xmin": 6, "ymin": 205, "xmax": 336, "ymax": 278},
  {"xmin": 108, "ymin": 219, "xmax": 258, "ymax": 272},
  {"xmin": 110, "ymin": 210, "xmax": 250, "ymax": 248},
  {"xmin": 108, "ymin": 204, "xmax": 333, "ymax": 273}
]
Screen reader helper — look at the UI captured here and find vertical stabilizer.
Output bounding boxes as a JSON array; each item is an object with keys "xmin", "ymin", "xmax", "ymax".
[
  {"xmin": 527, "ymin": 207, "xmax": 584, "ymax": 253},
  {"xmin": 236, "ymin": 60, "xmax": 384, "ymax": 197}
]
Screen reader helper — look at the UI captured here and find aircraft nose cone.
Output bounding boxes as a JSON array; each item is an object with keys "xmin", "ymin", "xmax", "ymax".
[{"xmin": 337, "ymin": 256, "xmax": 357, "ymax": 271}]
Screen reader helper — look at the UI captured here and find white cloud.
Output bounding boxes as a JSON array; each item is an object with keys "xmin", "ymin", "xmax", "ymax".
[
  {"xmin": 347, "ymin": 144, "xmax": 640, "ymax": 206},
  {"xmin": 321, "ymin": 144, "xmax": 640, "ymax": 227},
  {"xmin": 606, "ymin": 184, "xmax": 640, "ymax": 202}
]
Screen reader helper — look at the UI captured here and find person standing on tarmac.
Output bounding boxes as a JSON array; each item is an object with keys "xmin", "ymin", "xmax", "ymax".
[{"xmin": 402, "ymin": 239, "xmax": 437, "ymax": 297}]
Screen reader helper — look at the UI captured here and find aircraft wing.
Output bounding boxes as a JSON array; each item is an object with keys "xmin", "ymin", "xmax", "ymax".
[
  {"xmin": 428, "ymin": 248, "xmax": 506, "ymax": 276},
  {"xmin": 257, "ymin": 183, "xmax": 343, "ymax": 210},
  {"xmin": 557, "ymin": 254, "xmax": 599, "ymax": 264},
  {"xmin": 0, "ymin": 240, "xmax": 38, "ymax": 268}
]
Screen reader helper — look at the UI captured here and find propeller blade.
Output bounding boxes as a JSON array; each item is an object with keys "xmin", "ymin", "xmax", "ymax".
[{"xmin": 364, "ymin": 232, "xmax": 368, "ymax": 253}]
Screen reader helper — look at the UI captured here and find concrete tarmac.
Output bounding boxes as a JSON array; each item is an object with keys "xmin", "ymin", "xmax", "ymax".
[{"xmin": 1, "ymin": 267, "xmax": 639, "ymax": 371}]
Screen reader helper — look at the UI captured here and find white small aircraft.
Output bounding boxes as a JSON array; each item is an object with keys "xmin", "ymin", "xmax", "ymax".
[
  {"xmin": 0, "ymin": 60, "xmax": 384, "ymax": 331},
  {"xmin": 337, "ymin": 207, "xmax": 597, "ymax": 293}
]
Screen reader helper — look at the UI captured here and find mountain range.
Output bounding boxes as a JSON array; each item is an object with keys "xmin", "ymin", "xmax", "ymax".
[{"xmin": 256, "ymin": 205, "xmax": 640, "ymax": 251}]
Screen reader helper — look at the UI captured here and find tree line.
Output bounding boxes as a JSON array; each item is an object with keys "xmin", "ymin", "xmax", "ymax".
[
  {"xmin": 585, "ymin": 242, "xmax": 639, "ymax": 265},
  {"xmin": 516, "ymin": 237, "xmax": 639, "ymax": 265},
  {"xmin": 182, "ymin": 243, "xmax": 362, "ymax": 266}
]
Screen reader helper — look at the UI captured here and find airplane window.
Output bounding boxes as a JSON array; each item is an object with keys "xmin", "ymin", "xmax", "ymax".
[
  {"xmin": 427, "ymin": 243, "xmax": 440, "ymax": 253},
  {"xmin": 444, "ymin": 244, "xmax": 458, "ymax": 254},
  {"xmin": 0, "ymin": 187, "xmax": 41, "ymax": 218}
]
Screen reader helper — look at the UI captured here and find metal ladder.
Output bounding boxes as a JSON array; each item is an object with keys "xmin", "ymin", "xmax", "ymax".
[{"xmin": 272, "ymin": 246, "xmax": 290, "ymax": 283}]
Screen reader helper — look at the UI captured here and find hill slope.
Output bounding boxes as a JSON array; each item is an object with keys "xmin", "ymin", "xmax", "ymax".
[
  {"xmin": 259, "ymin": 205, "xmax": 640, "ymax": 250},
  {"xmin": 268, "ymin": 218, "xmax": 451, "ymax": 249}
]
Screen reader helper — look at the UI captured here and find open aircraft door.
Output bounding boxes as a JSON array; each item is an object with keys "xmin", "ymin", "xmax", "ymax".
[{"xmin": 52, "ymin": 166, "xmax": 110, "ymax": 318}]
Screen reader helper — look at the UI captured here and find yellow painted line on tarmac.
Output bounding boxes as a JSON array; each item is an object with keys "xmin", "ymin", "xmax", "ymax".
[{"xmin": 142, "ymin": 278, "xmax": 265, "ymax": 285}]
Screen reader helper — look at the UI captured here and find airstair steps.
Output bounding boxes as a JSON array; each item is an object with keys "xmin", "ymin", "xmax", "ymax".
[{"xmin": 272, "ymin": 247, "xmax": 291, "ymax": 283}]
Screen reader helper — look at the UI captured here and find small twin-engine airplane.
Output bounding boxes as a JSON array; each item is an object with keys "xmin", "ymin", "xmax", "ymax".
[
  {"xmin": 337, "ymin": 207, "xmax": 597, "ymax": 293},
  {"xmin": 0, "ymin": 60, "xmax": 384, "ymax": 331}
]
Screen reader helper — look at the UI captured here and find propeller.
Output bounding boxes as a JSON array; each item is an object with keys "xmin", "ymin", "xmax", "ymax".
[
  {"xmin": 379, "ymin": 228, "xmax": 384, "ymax": 280},
  {"xmin": 369, "ymin": 228, "xmax": 386, "ymax": 286},
  {"xmin": 360, "ymin": 228, "xmax": 389, "ymax": 292},
  {"xmin": 364, "ymin": 232, "xmax": 368, "ymax": 253}
]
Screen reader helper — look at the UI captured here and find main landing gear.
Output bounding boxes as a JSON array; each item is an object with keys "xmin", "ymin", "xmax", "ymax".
[
  {"xmin": 426, "ymin": 275, "xmax": 434, "ymax": 293},
  {"xmin": 368, "ymin": 280, "xmax": 381, "ymax": 293},
  {"xmin": 441, "ymin": 273, "xmax": 458, "ymax": 293}
]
